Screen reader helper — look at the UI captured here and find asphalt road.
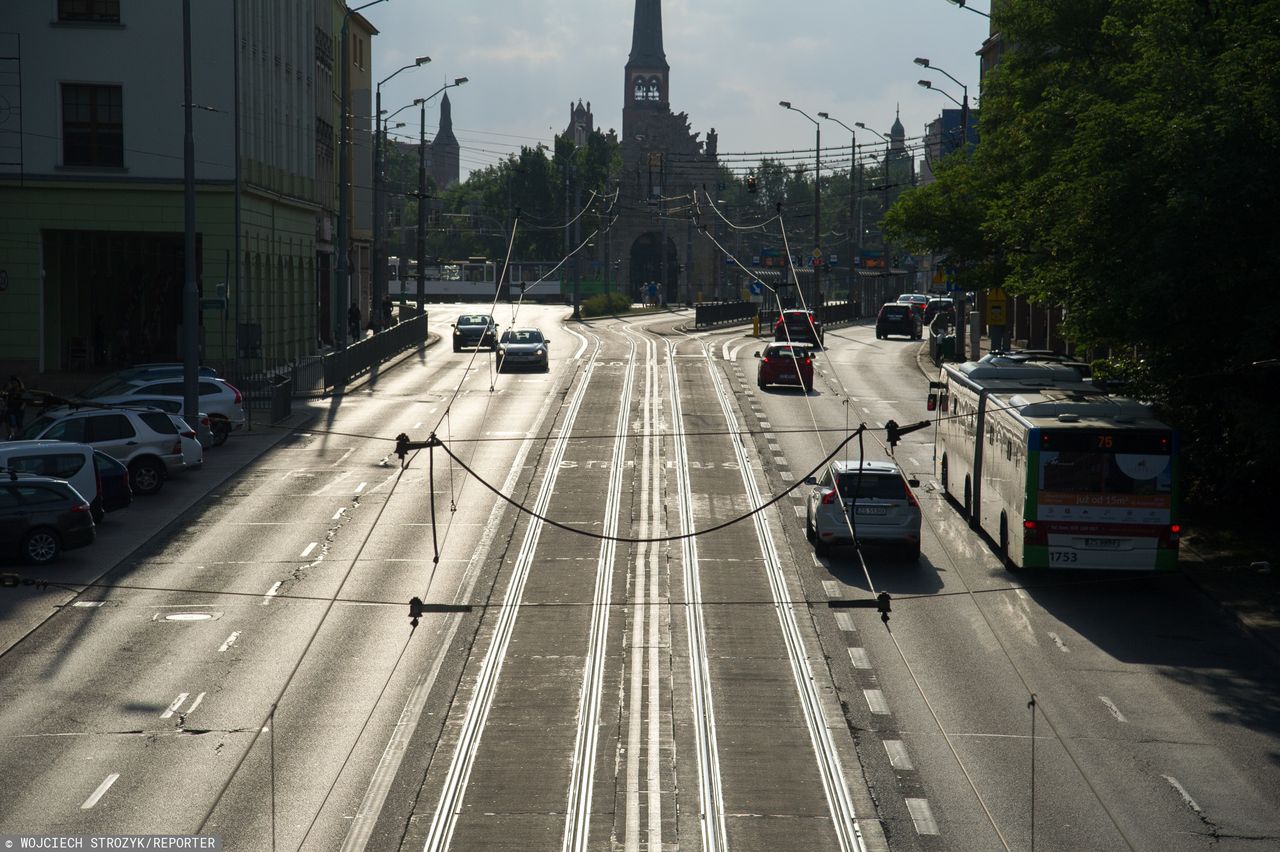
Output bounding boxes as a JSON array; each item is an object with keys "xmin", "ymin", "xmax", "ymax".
[{"xmin": 2, "ymin": 305, "xmax": 1278, "ymax": 852}]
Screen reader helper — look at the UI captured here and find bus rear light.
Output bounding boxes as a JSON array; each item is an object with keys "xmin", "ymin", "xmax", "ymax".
[
  {"xmin": 927, "ymin": 392, "xmax": 938, "ymax": 412},
  {"xmin": 1023, "ymin": 520, "xmax": 1037, "ymax": 530}
]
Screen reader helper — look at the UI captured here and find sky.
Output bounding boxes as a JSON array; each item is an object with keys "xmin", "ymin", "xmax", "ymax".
[{"xmin": 369, "ymin": 0, "xmax": 993, "ymax": 179}]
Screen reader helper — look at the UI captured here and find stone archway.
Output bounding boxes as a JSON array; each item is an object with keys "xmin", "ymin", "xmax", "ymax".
[{"xmin": 628, "ymin": 232, "xmax": 679, "ymax": 304}]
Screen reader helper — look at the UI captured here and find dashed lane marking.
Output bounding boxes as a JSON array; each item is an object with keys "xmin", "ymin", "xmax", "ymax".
[
  {"xmin": 80, "ymin": 773, "xmax": 120, "ymax": 810},
  {"xmin": 834, "ymin": 612, "xmax": 856, "ymax": 632},
  {"xmin": 1099, "ymin": 696, "xmax": 1127, "ymax": 722},
  {"xmin": 160, "ymin": 693, "xmax": 190, "ymax": 719},
  {"xmin": 1049, "ymin": 631, "xmax": 1070, "ymax": 652},
  {"xmin": 218, "ymin": 632, "xmax": 241, "ymax": 653},
  {"xmin": 1162, "ymin": 775, "xmax": 1203, "ymax": 816},
  {"xmin": 262, "ymin": 582, "xmax": 282, "ymax": 605},
  {"xmin": 332, "ymin": 507, "xmax": 347, "ymax": 520},
  {"xmin": 847, "ymin": 647, "xmax": 870, "ymax": 669},
  {"xmin": 904, "ymin": 798, "xmax": 939, "ymax": 835},
  {"xmin": 863, "ymin": 689, "xmax": 890, "ymax": 715},
  {"xmin": 883, "ymin": 740, "xmax": 913, "ymax": 770},
  {"xmin": 300, "ymin": 542, "xmax": 318, "ymax": 558},
  {"xmin": 793, "ymin": 505, "xmax": 805, "ymax": 518},
  {"xmin": 72, "ymin": 602, "xmax": 104, "ymax": 608},
  {"xmin": 822, "ymin": 580, "xmax": 842, "ymax": 598},
  {"xmin": 355, "ymin": 481, "xmax": 367, "ymax": 493}
]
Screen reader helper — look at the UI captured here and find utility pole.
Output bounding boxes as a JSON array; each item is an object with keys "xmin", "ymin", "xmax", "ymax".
[
  {"xmin": 181, "ymin": 0, "xmax": 199, "ymax": 429},
  {"xmin": 231, "ymin": 0, "xmax": 242, "ymax": 369},
  {"xmin": 416, "ymin": 98, "xmax": 426, "ymax": 317},
  {"xmin": 813, "ymin": 120, "xmax": 821, "ymax": 306},
  {"xmin": 573, "ymin": 170, "xmax": 582, "ymax": 318}
]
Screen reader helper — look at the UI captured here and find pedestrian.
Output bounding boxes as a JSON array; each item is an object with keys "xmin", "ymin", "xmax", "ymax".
[
  {"xmin": 347, "ymin": 301, "xmax": 361, "ymax": 341},
  {"xmin": 4, "ymin": 375, "xmax": 26, "ymax": 439},
  {"xmin": 382, "ymin": 296, "xmax": 394, "ymax": 328}
]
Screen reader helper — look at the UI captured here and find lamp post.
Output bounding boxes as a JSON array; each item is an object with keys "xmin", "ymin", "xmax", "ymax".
[
  {"xmin": 337, "ymin": 0, "xmax": 391, "ymax": 348},
  {"xmin": 414, "ymin": 78, "xmax": 468, "ymax": 313},
  {"xmin": 856, "ymin": 122, "xmax": 895, "ymax": 275},
  {"xmin": 915, "ymin": 57, "xmax": 970, "ymax": 151},
  {"xmin": 373, "ymin": 56, "xmax": 430, "ymax": 331},
  {"xmin": 818, "ymin": 112, "xmax": 857, "ymax": 299},
  {"xmin": 944, "ymin": 0, "xmax": 990, "ymax": 17},
  {"xmin": 779, "ymin": 101, "xmax": 821, "ymax": 306}
]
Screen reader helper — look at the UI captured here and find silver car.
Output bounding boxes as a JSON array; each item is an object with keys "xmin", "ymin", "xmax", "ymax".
[
  {"xmin": 496, "ymin": 328, "xmax": 550, "ymax": 372},
  {"xmin": 87, "ymin": 377, "xmax": 246, "ymax": 432},
  {"xmin": 804, "ymin": 460, "xmax": 922, "ymax": 558},
  {"xmin": 17, "ymin": 408, "xmax": 186, "ymax": 496}
]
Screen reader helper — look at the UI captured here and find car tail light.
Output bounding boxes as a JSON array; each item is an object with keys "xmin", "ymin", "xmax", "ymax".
[
  {"xmin": 803, "ymin": 357, "xmax": 811, "ymax": 365},
  {"xmin": 226, "ymin": 381, "xmax": 243, "ymax": 405},
  {"xmin": 71, "ymin": 502, "xmax": 90, "ymax": 513},
  {"xmin": 1023, "ymin": 520, "xmax": 1037, "ymax": 530},
  {"xmin": 180, "ymin": 429, "xmax": 196, "ymax": 439},
  {"xmin": 902, "ymin": 479, "xmax": 919, "ymax": 507},
  {"xmin": 1169, "ymin": 524, "xmax": 1181, "ymax": 542},
  {"xmin": 760, "ymin": 356, "xmax": 769, "ymax": 363},
  {"xmin": 821, "ymin": 489, "xmax": 839, "ymax": 505}
]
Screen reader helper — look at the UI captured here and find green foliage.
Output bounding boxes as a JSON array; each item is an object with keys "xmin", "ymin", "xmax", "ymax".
[
  {"xmin": 884, "ymin": 0, "xmax": 1280, "ymax": 519},
  {"xmin": 580, "ymin": 292, "xmax": 632, "ymax": 317}
]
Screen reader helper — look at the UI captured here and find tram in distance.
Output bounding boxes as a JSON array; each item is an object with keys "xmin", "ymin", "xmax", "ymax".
[
  {"xmin": 385, "ymin": 256, "xmax": 566, "ymax": 303},
  {"xmin": 930, "ymin": 353, "xmax": 1180, "ymax": 571}
]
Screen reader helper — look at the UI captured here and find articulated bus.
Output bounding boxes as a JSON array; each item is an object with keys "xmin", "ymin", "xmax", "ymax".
[
  {"xmin": 932, "ymin": 355, "xmax": 1179, "ymax": 570},
  {"xmin": 386, "ymin": 257, "xmax": 565, "ymax": 303}
]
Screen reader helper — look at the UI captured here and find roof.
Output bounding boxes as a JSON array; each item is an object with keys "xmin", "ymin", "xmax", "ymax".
[
  {"xmin": 991, "ymin": 389, "xmax": 1164, "ymax": 429},
  {"xmin": 829, "ymin": 460, "xmax": 901, "ymax": 474}
]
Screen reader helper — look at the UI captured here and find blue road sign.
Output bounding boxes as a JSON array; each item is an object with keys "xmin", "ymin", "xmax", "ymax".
[{"xmin": 748, "ymin": 281, "xmax": 764, "ymax": 296}]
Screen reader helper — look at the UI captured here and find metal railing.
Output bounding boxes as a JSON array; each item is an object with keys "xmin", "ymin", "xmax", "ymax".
[{"xmin": 694, "ymin": 301, "xmax": 761, "ymax": 328}]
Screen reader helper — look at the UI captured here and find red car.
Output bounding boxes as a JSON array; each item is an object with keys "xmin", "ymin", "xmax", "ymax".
[
  {"xmin": 773, "ymin": 309, "xmax": 824, "ymax": 347},
  {"xmin": 756, "ymin": 342, "xmax": 815, "ymax": 391}
]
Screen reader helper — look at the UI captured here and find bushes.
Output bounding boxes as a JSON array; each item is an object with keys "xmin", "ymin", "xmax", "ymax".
[{"xmin": 580, "ymin": 292, "xmax": 632, "ymax": 317}]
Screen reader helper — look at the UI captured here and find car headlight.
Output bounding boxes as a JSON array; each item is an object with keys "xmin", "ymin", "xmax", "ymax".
[
  {"xmin": 453, "ymin": 329, "xmax": 460, "ymax": 336},
  {"xmin": 498, "ymin": 346, "xmax": 506, "ymax": 355},
  {"xmin": 535, "ymin": 348, "xmax": 545, "ymax": 356}
]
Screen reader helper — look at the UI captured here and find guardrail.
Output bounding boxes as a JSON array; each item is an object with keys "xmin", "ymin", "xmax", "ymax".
[
  {"xmin": 758, "ymin": 300, "xmax": 860, "ymax": 335},
  {"xmin": 694, "ymin": 301, "xmax": 761, "ymax": 328}
]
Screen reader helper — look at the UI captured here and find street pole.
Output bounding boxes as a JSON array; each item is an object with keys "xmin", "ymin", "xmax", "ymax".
[
  {"xmin": 416, "ymin": 99, "xmax": 426, "ymax": 316},
  {"xmin": 231, "ymin": 0, "xmax": 242, "ymax": 371},
  {"xmin": 181, "ymin": 0, "xmax": 199, "ymax": 428},
  {"xmin": 813, "ymin": 121, "xmax": 821, "ymax": 307},
  {"xmin": 372, "ymin": 86, "xmax": 382, "ymax": 331},
  {"xmin": 337, "ymin": 13, "xmax": 350, "ymax": 347},
  {"xmin": 573, "ymin": 171, "xmax": 581, "ymax": 318}
]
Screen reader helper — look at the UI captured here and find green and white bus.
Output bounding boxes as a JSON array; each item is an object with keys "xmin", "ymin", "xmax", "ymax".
[{"xmin": 932, "ymin": 355, "xmax": 1180, "ymax": 570}]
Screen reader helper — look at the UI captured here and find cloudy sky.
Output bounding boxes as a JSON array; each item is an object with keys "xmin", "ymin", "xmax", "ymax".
[{"xmin": 369, "ymin": 0, "xmax": 992, "ymax": 177}]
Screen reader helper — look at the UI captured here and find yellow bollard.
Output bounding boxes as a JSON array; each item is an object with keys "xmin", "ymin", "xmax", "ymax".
[{"xmin": 753, "ymin": 315, "xmax": 760, "ymax": 337}]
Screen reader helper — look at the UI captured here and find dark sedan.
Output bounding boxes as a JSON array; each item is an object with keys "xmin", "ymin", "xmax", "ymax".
[
  {"xmin": 0, "ymin": 476, "xmax": 96, "ymax": 565},
  {"xmin": 452, "ymin": 314, "xmax": 498, "ymax": 351},
  {"xmin": 876, "ymin": 302, "xmax": 923, "ymax": 339}
]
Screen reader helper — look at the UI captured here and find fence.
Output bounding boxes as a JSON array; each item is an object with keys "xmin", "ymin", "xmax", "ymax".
[
  {"xmin": 758, "ymin": 299, "xmax": 860, "ymax": 334},
  {"xmin": 693, "ymin": 301, "xmax": 760, "ymax": 328},
  {"xmin": 225, "ymin": 312, "xmax": 428, "ymax": 425}
]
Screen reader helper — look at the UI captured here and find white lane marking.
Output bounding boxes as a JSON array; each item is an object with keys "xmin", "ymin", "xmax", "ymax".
[
  {"xmin": 565, "ymin": 325, "xmax": 589, "ymax": 360},
  {"xmin": 834, "ymin": 612, "xmax": 856, "ymax": 632},
  {"xmin": 262, "ymin": 581, "xmax": 282, "ymax": 604},
  {"xmin": 823, "ymin": 580, "xmax": 842, "ymax": 598},
  {"xmin": 218, "ymin": 631, "xmax": 241, "ymax": 653},
  {"xmin": 861, "ymin": 407, "xmax": 872, "ymax": 415},
  {"xmin": 563, "ymin": 334, "xmax": 636, "ymax": 852},
  {"xmin": 907, "ymin": 456, "xmax": 920, "ymax": 467},
  {"xmin": 330, "ymin": 447, "xmax": 355, "ymax": 467},
  {"xmin": 1099, "ymin": 696, "xmax": 1127, "ymax": 722},
  {"xmin": 412, "ymin": 421, "xmax": 423, "ymax": 430},
  {"xmin": 759, "ymin": 420, "xmax": 772, "ymax": 429},
  {"xmin": 793, "ymin": 505, "xmax": 805, "ymax": 518},
  {"xmin": 331, "ymin": 507, "xmax": 347, "ymax": 520},
  {"xmin": 185, "ymin": 692, "xmax": 206, "ymax": 715},
  {"xmin": 80, "ymin": 773, "xmax": 120, "ymax": 809},
  {"xmin": 864, "ymin": 689, "xmax": 890, "ymax": 714},
  {"xmin": 422, "ymin": 334, "xmax": 602, "ymax": 852},
  {"xmin": 160, "ymin": 693, "xmax": 190, "ymax": 719},
  {"xmin": 645, "ymin": 349, "xmax": 662, "ymax": 850},
  {"xmin": 773, "ymin": 455, "xmax": 787, "ymax": 465},
  {"xmin": 884, "ymin": 740, "xmax": 913, "ymax": 770},
  {"xmin": 355, "ymin": 481, "xmax": 367, "ymax": 494},
  {"xmin": 847, "ymin": 647, "xmax": 871, "ymax": 669},
  {"xmin": 778, "ymin": 470, "xmax": 794, "ymax": 481},
  {"xmin": 73, "ymin": 601, "xmax": 105, "ymax": 608},
  {"xmin": 1162, "ymin": 775, "xmax": 1203, "ymax": 815},
  {"xmin": 1048, "ymin": 631, "xmax": 1070, "ymax": 652},
  {"xmin": 904, "ymin": 798, "xmax": 939, "ymax": 835},
  {"xmin": 300, "ymin": 542, "xmax": 318, "ymax": 558}
]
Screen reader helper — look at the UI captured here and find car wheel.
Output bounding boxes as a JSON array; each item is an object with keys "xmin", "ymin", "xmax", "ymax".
[
  {"xmin": 805, "ymin": 514, "xmax": 816, "ymax": 543},
  {"xmin": 23, "ymin": 527, "xmax": 61, "ymax": 565},
  {"xmin": 757, "ymin": 374, "xmax": 766, "ymax": 389},
  {"xmin": 904, "ymin": 540, "xmax": 921, "ymax": 561},
  {"xmin": 129, "ymin": 458, "xmax": 165, "ymax": 496},
  {"xmin": 209, "ymin": 417, "xmax": 230, "ymax": 448},
  {"xmin": 813, "ymin": 537, "xmax": 831, "ymax": 557},
  {"xmin": 90, "ymin": 498, "xmax": 104, "ymax": 524}
]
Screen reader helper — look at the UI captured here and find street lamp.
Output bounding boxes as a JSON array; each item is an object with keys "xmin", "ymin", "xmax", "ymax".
[
  {"xmin": 373, "ymin": 55, "xmax": 430, "ymax": 330},
  {"xmin": 915, "ymin": 57, "xmax": 970, "ymax": 149},
  {"xmin": 415, "ymin": 77, "xmax": 468, "ymax": 314},
  {"xmin": 944, "ymin": 0, "xmax": 990, "ymax": 17},
  {"xmin": 818, "ymin": 112, "xmax": 858, "ymax": 296},
  {"xmin": 779, "ymin": 101, "xmax": 822, "ymax": 306},
  {"xmin": 918, "ymin": 79, "xmax": 963, "ymax": 108},
  {"xmin": 338, "ymin": 0, "xmax": 392, "ymax": 348}
]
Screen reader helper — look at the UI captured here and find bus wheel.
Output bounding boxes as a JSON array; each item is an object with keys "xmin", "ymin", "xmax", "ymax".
[{"xmin": 940, "ymin": 456, "xmax": 949, "ymax": 494}]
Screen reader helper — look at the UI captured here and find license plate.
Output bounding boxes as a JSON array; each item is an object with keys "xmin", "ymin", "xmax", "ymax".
[
  {"xmin": 779, "ymin": 373, "xmax": 796, "ymax": 380},
  {"xmin": 853, "ymin": 506, "xmax": 887, "ymax": 516},
  {"xmin": 1085, "ymin": 538, "xmax": 1121, "ymax": 548}
]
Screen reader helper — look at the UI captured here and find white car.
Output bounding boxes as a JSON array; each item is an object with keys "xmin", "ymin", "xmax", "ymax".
[
  {"xmin": 87, "ymin": 377, "xmax": 246, "ymax": 433},
  {"xmin": 804, "ymin": 460, "xmax": 922, "ymax": 559}
]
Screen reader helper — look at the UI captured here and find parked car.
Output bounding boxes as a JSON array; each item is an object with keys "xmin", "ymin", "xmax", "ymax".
[
  {"xmin": 167, "ymin": 413, "xmax": 204, "ymax": 470},
  {"xmin": 896, "ymin": 293, "xmax": 930, "ymax": 319},
  {"xmin": 17, "ymin": 408, "xmax": 186, "ymax": 496},
  {"xmin": 773, "ymin": 309, "xmax": 824, "ymax": 347},
  {"xmin": 496, "ymin": 328, "xmax": 550, "ymax": 372},
  {"xmin": 804, "ymin": 460, "xmax": 922, "ymax": 558},
  {"xmin": 0, "ymin": 442, "xmax": 101, "ymax": 521},
  {"xmin": 120, "ymin": 398, "xmax": 221, "ymax": 448},
  {"xmin": 755, "ymin": 342, "xmax": 815, "ymax": 391},
  {"xmin": 452, "ymin": 314, "xmax": 499, "ymax": 351},
  {"xmin": 91, "ymin": 450, "xmax": 132, "ymax": 515},
  {"xmin": 923, "ymin": 297, "xmax": 955, "ymax": 325},
  {"xmin": 876, "ymin": 303, "xmax": 923, "ymax": 340},
  {"xmin": 86, "ymin": 377, "xmax": 245, "ymax": 433},
  {"xmin": 77, "ymin": 364, "xmax": 219, "ymax": 400},
  {"xmin": 0, "ymin": 475, "xmax": 95, "ymax": 565}
]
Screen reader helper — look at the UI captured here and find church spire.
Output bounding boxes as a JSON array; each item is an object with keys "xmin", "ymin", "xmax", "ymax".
[
  {"xmin": 435, "ymin": 90, "xmax": 457, "ymax": 146},
  {"xmin": 628, "ymin": 0, "xmax": 668, "ymax": 69}
]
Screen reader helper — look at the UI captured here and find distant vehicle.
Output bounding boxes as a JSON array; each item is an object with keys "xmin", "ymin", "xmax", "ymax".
[
  {"xmin": 803, "ymin": 461, "xmax": 922, "ymax": 558},
  {"xmin": 452, "ymin": 314, "xmax": 499, "ymax": 351},
  {"xmin": 0, "ymin": 475, "xmax": 95, "ymax": 565},
  {"xmin": 0, "ymin": 442, "xmax": 100, "ymax": 520},
  {"xmin": 932, "ymin": 354, "xmax": 1179, "ymax": 570},
  {"xmin": 924, "ymin": 297, "xmax": 955, "ymax": 325},
  {"xmin": 773, "ymin": 309, "xmax": 824, "ymax": 347},
  {"xmin": 496, "ymin": 328, "xmax": 550, "ymax": 372},
  {"xmin": 17, "ymin": 408, "xmax": 186, "ymax": 496},
  {"xmin": 87, "ymin": 377, "xmax": 245, "ymax": 433},
  {"xmin": 896, "ymin": 293, "xmax": 930, "ymax": 318},
  {"xmin": 755, "ymin": 342, "xmax": 815, "ymax": 391},
  {"xmin": 876, "ymin": 303, "xmax": 923, "ymax": 340},
  {"xmin": 167, "ymin": 413, "xmax": 203, "ymax": 470},
  {"xmin": 91, "ymin": 450, "xmax": 132, "ymax": 515}
]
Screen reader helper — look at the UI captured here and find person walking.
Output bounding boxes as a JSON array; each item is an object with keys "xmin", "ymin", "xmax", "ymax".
[
  {"xmin": 347, "ymin": 301, "xmax": 362, "ymax": 342},
  {"xmin": 4, "ymin": 375, "xmax": 26, "ymax": 439}
]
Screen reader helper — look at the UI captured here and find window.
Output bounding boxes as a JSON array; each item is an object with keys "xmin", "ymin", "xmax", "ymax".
[
  {"xmin": 86, "ymin": 414, "xmax": 135, "ymax": 442},
  {"xmin": 62, "ymin": 84, "xmax": 123, "ymax": 167},
  {"xmin": 139, "ymin": 413, "xmax": 178, "ymax": 435},
  {"xmin": 8, "ymin": 453, "xmax": 86, "ymax": 480},
  {"xmin": 0, "ymin": 487, "xmax": 18, "ymax": 511},
  {"xmin": 57, "ymin": 0, "xmax": 120, "ymax": 23},
  {"xmin": 43, "ymin": 417, "xmax": 88, "ymax": 443},
  {"xmin": 16, "ymin": 485, "xmax": 64, "ymax": 506},
  {"xmin": 147, "ymin": 382, "xmax": 184, "ymax": 396}
]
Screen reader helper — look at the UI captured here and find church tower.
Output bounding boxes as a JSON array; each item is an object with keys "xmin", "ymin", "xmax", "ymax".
[
  {"xmin": 622, "ymin": 0, "xmax": 669, "ymax": 141},
  {"xmin": 430, "ymin": 91, "xmax": 460, "ymax": 190}
]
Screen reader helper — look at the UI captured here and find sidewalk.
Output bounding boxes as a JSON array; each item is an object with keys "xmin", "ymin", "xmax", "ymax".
[{"xmin": 913, "ymin": 338, "xmax": 1280, "ymax": 660}]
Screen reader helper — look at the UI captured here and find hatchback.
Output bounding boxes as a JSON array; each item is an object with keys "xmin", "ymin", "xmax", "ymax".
[
  {"xmin": 755, "ymin": 342, "xmax": 815, "ymax": 391},
  {"xmin": 452, "ymin": 314, "xmax": 498, "ymax": 351},
  {"xmin": 773, "ymin": 309, "xmax": 824, "ymax": 347},
  {"xmin": 876, "ymin": 303, "xmax": 923, "ymax": 340},
  {"xmin": 804, "ymin": 460, "xmax": 921, "ymax": 558},
  {"xmin": 923, "ymin": 298, "xmax": 955, "ymax": 325},
  {"xmin": 0, "ymin": 442, "xmax": 100, "ymax": 520},
  {"xmin": 497, "ymin": 328, "xmax": 550, "ymax": 371},
  {"xmin": 0, "ymin": 475, "xmax": 96, "ymax": 565},
  {"xmin": 896, "ymin": 293, "xmax": 930, "ymax": 319},
  {"xmin": 17, "ymin": 408, "xmax": 186, "ymax": 496}
]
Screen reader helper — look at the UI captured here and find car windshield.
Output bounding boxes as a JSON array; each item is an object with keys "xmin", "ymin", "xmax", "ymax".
[
  {"xmin": 17, "ymin": 415, "xmax": 59, "ymax": 440},
  {"xmin": 766, "ymin": 346, "xmax": 809, "ymax": 359},
  {"xmin": 458, "ymin": 315, "xmax": 492, "ymax": 326},
  {"xmin": 79, "ymin": 378, "xmax": 139, "ymax": 399},
  {"xmin": 501, "ymin": 330, "xmax": 544, "ymax": 344}
]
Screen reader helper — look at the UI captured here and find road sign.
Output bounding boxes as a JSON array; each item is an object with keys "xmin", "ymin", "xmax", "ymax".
[
  {"xmin": 748, "ymin": 281, "xmax": 764, "ymax": 296},
  {"xmin": 985, "ymin": 287, "xmax": 1008, "ymax": 326}
]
